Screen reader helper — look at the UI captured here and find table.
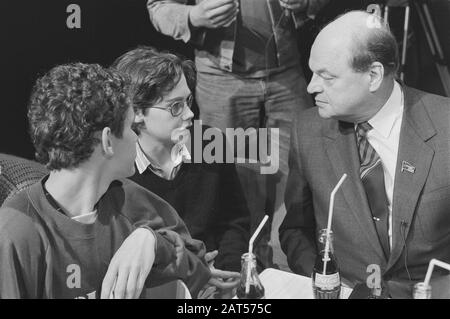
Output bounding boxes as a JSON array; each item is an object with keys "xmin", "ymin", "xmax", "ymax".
[{"xmin": 259, "ymin": 268, "xmax": 353, "ymax": 299}]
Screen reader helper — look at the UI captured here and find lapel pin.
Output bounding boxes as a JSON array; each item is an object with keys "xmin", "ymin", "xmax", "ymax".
[{"xmin": 401, "ymin": 161, "xmax": 416, "ymax": 174}]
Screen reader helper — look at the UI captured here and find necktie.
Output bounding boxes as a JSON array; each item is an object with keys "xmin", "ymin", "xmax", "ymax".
[{"xmin": 356, "ymin": 122, "xmax": 390, "ymax": 259}]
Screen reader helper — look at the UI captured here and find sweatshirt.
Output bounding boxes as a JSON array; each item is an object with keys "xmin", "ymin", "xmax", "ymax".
[{"xmin": 0, "ymin": 178, "xmax": 210, "ymax": 298}]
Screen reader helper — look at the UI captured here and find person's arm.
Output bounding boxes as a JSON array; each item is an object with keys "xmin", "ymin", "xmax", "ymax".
[
  {"xmin": 147, "ymin": 0, "xmax": 238, "ymax": 46},
  {"xmin": 147, "ymin": 0, "xmax": 197, "ymax": 44},
  {"xmin": 305, "ymin": 0, "xmax": 330, "ymax": 18},
  {"xmin": 113, "ymin": 180, "xmax": 212, "ymax": 297},
  {"xmin": 279, "ymin": 0, "xmax": 330, "ymax": 28},
  {"xmin": 278, "ymin": 117, "xmax": 317, "ymax": 276},
  {"xmin": 143, "ymin": 225, "xmax": 211, "ymax": 294},
  {"xmin": 0, "ymin": 208, "xmax": 46, "ymax": 299},
  {"xmin": 214, "ymin": 163, "xmax": 251, "ymax": 272}
]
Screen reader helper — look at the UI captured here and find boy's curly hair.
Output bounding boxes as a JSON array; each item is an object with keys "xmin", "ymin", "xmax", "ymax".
[{"xmin": 28, "ymin": 63, "xmax": 131, "ymax": 170}]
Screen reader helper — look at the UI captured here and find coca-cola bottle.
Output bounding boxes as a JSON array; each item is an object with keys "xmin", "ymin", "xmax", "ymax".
[
  {"xmin": 413, "ymin": 282, "xmax": 432, "ymax": 299},
  {"xmin": 367, "ymin": 280, "xmax": 390, "ymax": 299},
  {"xmin": 236, "ymin": 253, "xmax": 265, "ymax": 299},
  {"xmin": 367, "ymin": 285, "xmax": 384, "ymax": 299},
  {"xmin": 312, "ymin": 229, "xmax": 341, "ymax": 299}
]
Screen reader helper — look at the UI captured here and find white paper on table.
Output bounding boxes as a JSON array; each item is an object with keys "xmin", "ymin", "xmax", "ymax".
[{"xmin": 259, "ymin": 268, "xmax": 353, "ymax": 299}]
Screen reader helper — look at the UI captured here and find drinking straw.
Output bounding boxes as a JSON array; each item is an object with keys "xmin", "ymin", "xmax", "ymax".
[
  {"xmin": 323, "ymin": 174, "xmax": 347, "ymax": 275},
  {"xmin": 246, "ymin": 215, "xmax": 269, "ymax": 294},
  {"xmin": 424, "ymin": 259, "xmax": 450, "ymax": 287}
]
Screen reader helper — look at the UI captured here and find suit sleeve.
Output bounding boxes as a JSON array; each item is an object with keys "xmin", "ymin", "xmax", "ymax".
[
  {"xmin": 279, "ymin": 116, "xmax": 317, "ymax": 276},
  {"xmin": 0, "ymin": 208, "xmax": 47, "ymax": 299},
  {"xmin": 147, "ymin": 0, "xmax": 207, "ymax": 46},
  {"xmin": 118, "ymin": 180, "xmax": 211, "ymax": 297}
]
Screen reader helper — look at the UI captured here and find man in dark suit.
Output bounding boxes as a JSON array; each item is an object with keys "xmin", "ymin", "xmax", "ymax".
[{"xmin": 280, "ymin": 10, "xmax": 450, "ymax": 298}]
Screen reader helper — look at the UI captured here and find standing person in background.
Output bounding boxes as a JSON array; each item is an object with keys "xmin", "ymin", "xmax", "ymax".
[
  {"xmin": 112, "ymin": 47, "xmax": 250, "ymax": 297},
  {"xmin": 147, "ymin": 0, "xmax": 328, "ymax": 270}
]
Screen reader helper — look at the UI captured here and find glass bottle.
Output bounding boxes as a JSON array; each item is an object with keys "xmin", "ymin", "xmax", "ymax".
[
  {"xmin": 236, "ymin": 253, "xmax": 265, "ymax": 299},
  {"xmin": 368, "ymin": 285, "xmax": 387, "ymax": 299},
  {"xmin": 312, "ymin": 229, "xmax": 341, "ymax": 299},
  {"xmin": 413, "ymin": 282, "xmax": 432, "ymax": 299},
  {"xmin": 367, "ymin": 279, "xmax": 390, "ymax": 299}
]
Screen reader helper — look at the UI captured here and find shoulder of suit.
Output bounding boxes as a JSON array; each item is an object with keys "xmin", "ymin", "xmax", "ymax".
[
  {"xmin": 294, "ymin": 107, "xmax": 332, "ymax": 135},
  {"xmin": 405, "ymin": 87, "xmax": 450, "ymax": 129},
  {"xmin": 405, "ymin": 86, "xmax": 450, "ymax": 110},
  {"xmin": 294, "ymin": 107, "xmax": 319, "ymax": 124}
]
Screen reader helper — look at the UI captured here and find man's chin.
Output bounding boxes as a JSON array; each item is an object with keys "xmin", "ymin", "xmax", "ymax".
[{"xmin": 317, "ymin": 107, "xmax": 332, "ymax": 119}]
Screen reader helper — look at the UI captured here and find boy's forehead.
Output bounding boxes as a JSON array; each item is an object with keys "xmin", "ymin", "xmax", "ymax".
[{"xmin": 164, "ymin": 74, "xmax": 191, "ymax": 99}]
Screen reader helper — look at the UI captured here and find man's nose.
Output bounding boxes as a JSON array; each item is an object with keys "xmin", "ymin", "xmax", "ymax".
[{"xmin": 307, "ymin": 73, "xmax": 321, "ymax": 95}]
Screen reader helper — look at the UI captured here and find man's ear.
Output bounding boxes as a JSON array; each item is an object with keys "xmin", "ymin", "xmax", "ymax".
[
  {"xmin": 101, "ymin": 127, "xmax": 114, "ymax": 157},
  {"xmin": 368, "ymin": 62, "xmax": 384, "ymax": 92}
]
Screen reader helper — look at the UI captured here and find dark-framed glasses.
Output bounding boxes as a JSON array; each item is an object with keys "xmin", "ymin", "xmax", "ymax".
[{"xmin": 148, "ymin": 94, "xmax": 193, "ymax": 117}]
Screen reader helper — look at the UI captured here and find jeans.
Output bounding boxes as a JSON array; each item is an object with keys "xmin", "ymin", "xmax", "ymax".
[{"xmin": 196, "ymin": 65, "xmax": 313, "ymax": 269}]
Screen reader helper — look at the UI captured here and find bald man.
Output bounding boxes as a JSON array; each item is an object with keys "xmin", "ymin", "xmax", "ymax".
[{"xmin": 280, "ymin": 11, "xmax": 450, "ymax": 298}]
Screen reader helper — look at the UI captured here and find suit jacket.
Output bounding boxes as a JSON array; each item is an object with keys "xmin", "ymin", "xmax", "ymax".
[{"xmin": 280, "ymin": 86, "xmax": 450, "ymax": 297}]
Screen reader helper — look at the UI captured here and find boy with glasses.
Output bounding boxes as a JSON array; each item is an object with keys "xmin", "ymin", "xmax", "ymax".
[{"xmin": 113, "ymin": 47, "xmax": 250, "ymax": 297}]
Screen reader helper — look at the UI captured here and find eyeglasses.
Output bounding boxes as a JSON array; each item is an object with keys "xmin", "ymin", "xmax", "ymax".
[{"xmin": 147, "ymin": 95, "xmax": 193, "ymax": 117}]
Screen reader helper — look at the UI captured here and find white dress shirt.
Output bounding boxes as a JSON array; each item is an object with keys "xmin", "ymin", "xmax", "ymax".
[
  {"xmin": 365, "ymin": 81, "xmax": 404, "ymax": 248},
  {"xmin": 135, "ymin": 140, "xmax": 191, "ymax": 180}
]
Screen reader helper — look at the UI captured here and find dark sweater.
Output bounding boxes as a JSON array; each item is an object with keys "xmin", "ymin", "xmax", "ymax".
[
  {"xmin": 0, "ymin": 178, "xmax": 210, "ymax": 298},
  {"xmin": 130, "ymin": 131, "xmax": 251, "ymax": 272}
]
